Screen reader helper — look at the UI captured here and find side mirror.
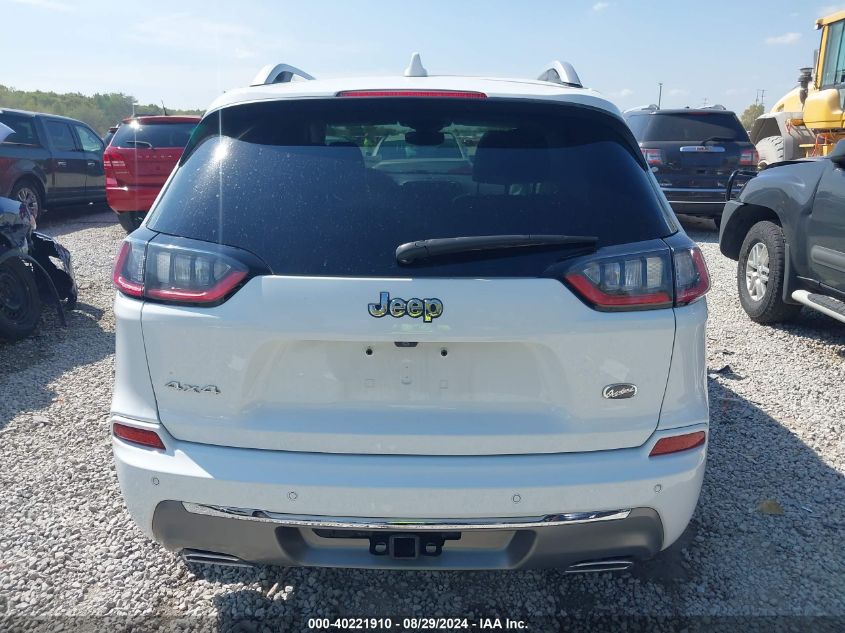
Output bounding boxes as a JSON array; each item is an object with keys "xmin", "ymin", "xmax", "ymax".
[{"xmin": 830, "ymin": 140, "xmax": 845, "ymax": 166}]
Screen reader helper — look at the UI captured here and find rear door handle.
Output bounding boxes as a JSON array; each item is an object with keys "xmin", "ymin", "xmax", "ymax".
[{"xmin": 56, "ymin": 160, "xmax": 67, "ymax": 167}]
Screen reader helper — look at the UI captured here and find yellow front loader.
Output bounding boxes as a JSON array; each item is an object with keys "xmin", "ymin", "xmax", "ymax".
[{"xmin": 751, "ymin": 10, "xmax": 845, "ymax": 165}]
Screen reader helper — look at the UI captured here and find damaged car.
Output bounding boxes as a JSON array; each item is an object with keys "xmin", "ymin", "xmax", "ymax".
[
  {"xmin": 0, "ymin": 197, "xmax": 77, "ymax": 340},
  {"xmin": 0, "ymin": 116, "xmax": 78, "ymax": 341}
]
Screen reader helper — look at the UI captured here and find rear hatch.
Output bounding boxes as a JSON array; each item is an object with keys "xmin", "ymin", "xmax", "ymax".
[
  {"xmin": 138, "ymin": 97, "xmax": 684, "ymax": 456},
  {"xmin": 105, "ymin": 118, "xmax": 198, "ymax": 186},
  {"xmin": 630, "ymin": 111, "xmax": 755, "ymax": 197}
]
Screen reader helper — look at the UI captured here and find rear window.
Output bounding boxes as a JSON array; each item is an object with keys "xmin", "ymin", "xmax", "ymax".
[
  {"xmin": 627, "ymin": 112, "xmax": 749, "ymax": 142},
  {"xmin": 0, "ymin": 114, "xmax": 40, "ymax": 146},
  {"xmin": 112, "ymin": 121, "xmax": 197, "ymax": 148},
  {"xmin": 147, "ymin": 99, "xmax": 674, "ymax": 277}
]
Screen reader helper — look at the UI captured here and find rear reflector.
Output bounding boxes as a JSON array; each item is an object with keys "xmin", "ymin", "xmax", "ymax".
[
  {"xmin": 649, "ymin": 431, "xmax": 706, "ymax": 456},
  {"xmin": 113, "ymin": 422, "xmax": 165, "ymax": 450},
  {"xmin": 337, "ymin": 90, "xmax": 487, "ymax": 99}
]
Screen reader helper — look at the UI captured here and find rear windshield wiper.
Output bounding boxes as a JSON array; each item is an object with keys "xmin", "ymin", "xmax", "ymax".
[
  {"xmin": 396, "ymin": 234, "xmax": 598, "ymax": 265},
  {"xmin": 123, "ymin": 140, "xmax": 154, "ymax": 149},
  {"xmin": 700, "ymin": 136, "xmax": 735, "ymax": 145}
]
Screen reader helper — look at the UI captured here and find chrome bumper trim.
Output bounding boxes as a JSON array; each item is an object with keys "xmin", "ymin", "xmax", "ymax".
[
  {"xmin": 662, "ymin": 187, "xmax": 739, "ymax": 193},
  {"xmin": 182, "ymin": 503, "xmax": 631, "ymax": 531},
  {"xmin": 665, "ymin": 200, "xmax": 724, "ymax": 205}
]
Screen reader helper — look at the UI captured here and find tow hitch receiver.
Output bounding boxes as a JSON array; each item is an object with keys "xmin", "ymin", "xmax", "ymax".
[{"xmin": 369, "ymin": 534, "xmax": 450, "ymax": 559}]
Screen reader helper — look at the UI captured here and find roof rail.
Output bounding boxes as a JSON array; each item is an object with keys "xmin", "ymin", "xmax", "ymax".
[
  {"xmin": 623, "ymin": 104, "xmax": 659, "ymax": 114},
  {"xmin": 537, "ymin": 61, "xmax": 582, "ymax": 88},
  {"xmin": 250, "ymin": 64, "xmax": 315, "ymax": 87}
]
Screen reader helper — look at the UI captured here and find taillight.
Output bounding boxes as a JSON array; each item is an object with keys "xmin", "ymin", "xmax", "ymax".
[
  {"xmin": 739, "ymin": 149, "xmax": 759, "ymax": 166},
  {"xmin": 564, "ymin": 252, "xmax": 673, "ymax": 310},
  {"xmin": 649, "ymin": 431, "xmax": 706, "ymax": 456},
  {"xmin": 103, "ymin": 150, "xmax": 128, "ymax": 178},
  {"xmin": 112, "ymin": 237, "xmax": 256, "ymax": 306},
  {"xmin": 337, "ymin": 90, "xmax": 487, "ymax": 99},
  {"xmin": 112, "ymin": 240, "xmax": 145, "ymax": 297},
  {"xmin": 641, "ymin": 148, "xmax": 664, "ymax": 166},
  {"xmin": 564, "ymin": 246, "xmax": 710, "ymax": 311},
  {"xmin": 113, "ymin": 422, "xmax": 166, "ymax": 450},
  {"xmin": 673, "ymin": 247, "xmax": 710, "ymax": 305}
]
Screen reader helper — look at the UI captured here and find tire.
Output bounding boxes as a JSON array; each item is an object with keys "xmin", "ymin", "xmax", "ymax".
[
  {"xmin": 755, "ymin": 136, "xmax": 786, "ymax": 169},
  {"xmin": 736, "ymin": 221, "xmax": 802, "ymax": 324},
  {"xmin": 116, "ymin": 211, "xmax": 145, "ymax": 234},
  {"xmin": 10, "ymin": 179, "xmax": 44, "ymax": 220},
  {"xmin": 0, "ymin": 256, "xmax": 42, "ymax": 341}
]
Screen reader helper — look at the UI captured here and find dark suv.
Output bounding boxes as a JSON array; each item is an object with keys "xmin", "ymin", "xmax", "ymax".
[
  {"xmin": 719, "ymin": 144, "xmax": 845, "ymax": 325},
  {"xmin": 625, "ymin": 107, "xmax": 757, "ymax": 225},
  {"xmin": 0, "ymin": 108, "xmax": 105, "ymax": 218}
]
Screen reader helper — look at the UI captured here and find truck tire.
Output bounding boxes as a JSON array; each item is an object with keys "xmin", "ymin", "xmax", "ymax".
[
  {"xmin": 0, "ymin": 256, "xmax": 42, "ymax": 341},
  {"xmin": 10, "ymin": 179, "xmax": 44, "ymax": 220},
  {"xmin": 737, "ymin": 221, "xmax": 801, "ymax": 324},
  {"xmin": 116, "ymin": 211, "xmax": 145, "ymax": 234},
  {"xmin": 755, "ymin": 136, "xmax": 786, "ymax": 169}
]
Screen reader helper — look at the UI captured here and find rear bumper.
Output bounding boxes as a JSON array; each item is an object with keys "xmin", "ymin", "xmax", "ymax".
[
  {"xmin": 154, "ymin": 501, "xmax": 663, "ymax": 570},
  {"xmin": 106, "ymin": 184, "xmax": 160, "ymax": 212},
  {"xmin": 666, "ymin": 200, "xmax": 726, "ymax": 217},
  {"xmin": 113, "ymin": 420, "xmax": 707, "ymax": 569},
  {"xmin": 662, "ymin": 188, "xmax": 726, "ymax": 217}
]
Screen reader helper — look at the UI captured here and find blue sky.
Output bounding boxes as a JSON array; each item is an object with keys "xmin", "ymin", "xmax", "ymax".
[{"xmin": 3, "ymin": 0, "xmax": 844, "ymax": 113}]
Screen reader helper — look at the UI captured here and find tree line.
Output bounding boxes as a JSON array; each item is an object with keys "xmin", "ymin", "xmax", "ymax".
[{"xmin": 0, "ymin": 85, "xmax": 202, "ymax": 136}]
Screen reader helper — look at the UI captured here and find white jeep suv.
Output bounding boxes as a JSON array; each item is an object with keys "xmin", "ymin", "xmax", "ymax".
[{"xmin": 110, "ymin": 58, "xmax": 710, "ymax": 571}]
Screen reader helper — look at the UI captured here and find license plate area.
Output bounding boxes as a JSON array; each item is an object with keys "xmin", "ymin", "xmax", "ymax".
[
  {"xmin": 680, "ymin": 154, "xmax": 724, "ymax": 168},
  {"xmin": 312, "ymin": 530, "xmax": 461, "ymax": 559}
]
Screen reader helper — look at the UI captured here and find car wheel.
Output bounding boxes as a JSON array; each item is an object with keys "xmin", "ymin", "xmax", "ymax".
[
  {"xmin": 116, "ymin": 211, "xmax": 145, "ymax": 234},
  {"xmin": 11, "ymin": 180, "xmax": 44, "ymax": 220},
  {"xmin": 737, "ymin": 221, "xmax": 801, "ymax": 324},
  {"xmin": 0, "ymin": 256, "xmax": 42, "ymax": 341}
]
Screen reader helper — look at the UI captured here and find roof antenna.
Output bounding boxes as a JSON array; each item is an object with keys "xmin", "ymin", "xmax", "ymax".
[
  {"xmin": 160, "ymin": 99, "xmax": 168, "ymax": 116},
  {"xmin": 404, "ymin": 52, "xmax": 428, "ymax": 77}
]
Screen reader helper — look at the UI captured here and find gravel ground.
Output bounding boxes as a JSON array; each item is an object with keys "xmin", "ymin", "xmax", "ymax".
[{"xmin": 0, "ymin": 208, "xmax": 843, "ymax": 631}]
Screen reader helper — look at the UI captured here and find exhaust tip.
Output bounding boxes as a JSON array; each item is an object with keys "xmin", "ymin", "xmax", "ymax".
[
  {"xmin": 565, "ymin": 559, "xmax": 634, "ymax": 574},
  {"xmin": 180, "ymin": 549, "xmax": 254, "ymax": 568}
]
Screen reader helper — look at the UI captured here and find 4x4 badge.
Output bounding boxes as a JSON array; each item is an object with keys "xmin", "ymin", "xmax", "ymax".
[
  {"xmin": 165, "ymin": 381, "xmax": 221, "ymax": 395},
  {"xmin": 602, "ymin": 384, "xmax": 637, "ymax": 399},
  {"xmin": 368, "ymin": 291, "xmax": 443, "ymax": 323}
]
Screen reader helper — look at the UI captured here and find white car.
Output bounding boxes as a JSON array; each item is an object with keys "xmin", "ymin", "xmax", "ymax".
[{"xmin": 111, "ymin": 57, "xmax": 710, "ymax": 571}]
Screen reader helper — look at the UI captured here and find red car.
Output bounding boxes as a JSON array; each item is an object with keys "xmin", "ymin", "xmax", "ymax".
[{"xmin": 103, "ymin": 116, "xmax": 200, "ymax": 232}]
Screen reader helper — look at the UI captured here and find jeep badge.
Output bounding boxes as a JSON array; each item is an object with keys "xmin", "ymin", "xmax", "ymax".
[{"xmin": 368, "ymin": 291, "xmax": 443, "ymax": 323}]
